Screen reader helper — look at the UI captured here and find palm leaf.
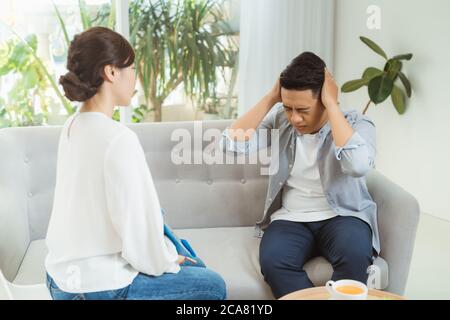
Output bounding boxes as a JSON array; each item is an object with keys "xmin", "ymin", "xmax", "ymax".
[
  {"xmin": 79, "ymin": 0, "xmax": 92, "ymax": 30},
  {"xmin": 11, "ymin": 30, "xmax": 74, "ymax": 114},
  {"xmin": 108, "ymin": 0, "xmax": 116, "ymax": 29},
  {"xmin": 52, "ymin": 1, "xmax": 70, "ymax": 47}
]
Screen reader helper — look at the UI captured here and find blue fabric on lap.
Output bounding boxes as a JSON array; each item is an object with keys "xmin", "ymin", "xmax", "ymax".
[{"xmin": 161, "ymin": 208, "xmax": 206, "ymax": 268}]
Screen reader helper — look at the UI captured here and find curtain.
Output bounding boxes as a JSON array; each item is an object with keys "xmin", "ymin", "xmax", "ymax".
[{"xmin": 237, "ymin": 0, "xmax": 335, "ymax": 115}]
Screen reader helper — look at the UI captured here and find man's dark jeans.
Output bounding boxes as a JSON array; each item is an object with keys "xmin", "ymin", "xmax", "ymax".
[{"xmin": 259, "ymin": 216, "xmax": 374, "ymax": 298}]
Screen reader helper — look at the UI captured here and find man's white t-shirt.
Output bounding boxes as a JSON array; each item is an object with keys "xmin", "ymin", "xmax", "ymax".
[{"xmin": 271, "ymin": 131, "xmax": 338, "ymax": 223}]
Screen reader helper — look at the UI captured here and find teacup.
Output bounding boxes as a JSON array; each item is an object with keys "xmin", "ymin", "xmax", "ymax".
[{"xmin": 325, "ymin": 279, "xmax": 368, "ymax": 300}]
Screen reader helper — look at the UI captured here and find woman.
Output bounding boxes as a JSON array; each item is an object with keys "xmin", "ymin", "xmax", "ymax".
[{"xmin": 45, "ymin": 27, "xmax": 226, "ymax": 300}]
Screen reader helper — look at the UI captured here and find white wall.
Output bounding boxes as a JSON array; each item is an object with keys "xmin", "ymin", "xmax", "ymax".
[{"xmin": 333, "ymin": 0, "xmax": 450, "ymax": 220}]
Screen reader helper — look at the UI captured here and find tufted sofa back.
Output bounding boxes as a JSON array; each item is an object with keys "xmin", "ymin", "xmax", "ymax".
[{"xmin": 0, "ymin": 120, "xmax": 268, "ymax": 280}]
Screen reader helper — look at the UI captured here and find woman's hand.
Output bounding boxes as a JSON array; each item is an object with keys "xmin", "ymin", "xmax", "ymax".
[
  {"xmin": 177, "ymin": 255, "xmax": 186, "ymax": 264},
  {"xmin": 321, "ymin": 68, "xmax": 339, "ymax": 109},
  {"xmin": 176, "ymin": 255, "xmax": 197, "ymax": 265}
]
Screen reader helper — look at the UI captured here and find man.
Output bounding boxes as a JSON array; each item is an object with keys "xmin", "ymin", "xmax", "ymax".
[{"xmin": 221, "ymin": 52, "xmax": 380, "ymax": 299}]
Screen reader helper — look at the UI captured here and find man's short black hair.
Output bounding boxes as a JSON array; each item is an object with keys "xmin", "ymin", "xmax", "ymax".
[{"xmin": 280, "ymin": 51, "xmax": 326, "ymax": 98}]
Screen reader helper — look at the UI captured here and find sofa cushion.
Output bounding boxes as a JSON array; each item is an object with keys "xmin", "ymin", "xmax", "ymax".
[
  {"xmin": 175, "ymin": 227, "xmax": 388, "ymax": 299},
  {"xmin": 13, "ymin": 227, "xmax": 388, "ymax": 299},
  {"xmin": 177, "ymin": 227, "xmax": 273, "ymax": 299}
]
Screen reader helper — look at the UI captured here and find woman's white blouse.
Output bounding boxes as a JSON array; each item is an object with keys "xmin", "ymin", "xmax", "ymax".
[{"xmin": 45, "ymin": 111, "xmax": 180, "ymax": 294}]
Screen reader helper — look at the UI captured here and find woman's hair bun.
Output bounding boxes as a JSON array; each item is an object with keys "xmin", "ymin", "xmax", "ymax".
[
  {"xmin": 60, "ymin": 27, "xmax": 135, "ymax": 102},
  {"xmin": 59, "ymin": 71, "xmax": 98, "ymax": 102}
]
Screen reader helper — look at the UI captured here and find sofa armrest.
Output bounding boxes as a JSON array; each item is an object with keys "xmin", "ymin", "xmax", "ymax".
[{"xmin": 366, "ymin": 170, "xmax": 420, "ymax": 295}]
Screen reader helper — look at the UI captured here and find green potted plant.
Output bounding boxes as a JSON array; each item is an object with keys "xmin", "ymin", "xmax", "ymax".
[
  {"xmin": 0, "ymin": 34, "xmax": 73, "ymax": 128},
  {"xmin": 129, "ymin": 0, "xmax": 237, "ymax": 122},
  {"xmin": 341, "ymin": 36, "xmax": 413, "ymax": 115},
  {"xmin": 54, "ymin": 0, "xmax": 238, "ymax": 122},
  {"xmin": 0, "ymin": 0, "xmax": 113, "ymax": 128}
]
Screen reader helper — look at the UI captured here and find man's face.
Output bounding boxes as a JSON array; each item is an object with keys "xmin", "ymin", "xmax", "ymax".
[{"xmin": 281, "ymin": 88, "xmax": 328, "ymax": 135}]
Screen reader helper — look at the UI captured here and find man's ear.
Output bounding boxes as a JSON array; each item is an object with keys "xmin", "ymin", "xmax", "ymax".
[{"xmin": 103, "ymin": 65, "xmax": 115, "ymax": 83}]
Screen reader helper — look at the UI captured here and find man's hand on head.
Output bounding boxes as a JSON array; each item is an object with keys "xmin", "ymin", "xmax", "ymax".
[
  {"xmin": 267, "ymin": 78, "xmax": 282, "ymax": 105},
  {"xmin": 321, "ymin": 68, "xmax": 340, "ymax": 110},
  {"xmin": 321, "ymin": 68, "xmax": 354, "ymax": 149},
  {"xmin": 228, "ymin": 78, "xmax": 281, "ymax": 141}
]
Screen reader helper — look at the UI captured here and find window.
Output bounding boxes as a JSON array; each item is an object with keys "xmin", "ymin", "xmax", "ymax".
[
  {"xmin": 128, "ymin": 0, "xmax": 239, "ymax": 122},
  {"xmin": 0, "ymin": 0, "xmax": 239, "ymax": 128}
]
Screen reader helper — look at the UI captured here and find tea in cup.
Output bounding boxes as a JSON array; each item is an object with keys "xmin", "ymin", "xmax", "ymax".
[{"xmin": 325, "ymin": 279, "xmax": 368, "ymax": 300}]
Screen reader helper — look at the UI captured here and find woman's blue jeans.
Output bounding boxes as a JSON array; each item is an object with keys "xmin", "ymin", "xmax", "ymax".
[{"xmin": 46, "ymin": 266, "xmax": 226, "ymax": 300}]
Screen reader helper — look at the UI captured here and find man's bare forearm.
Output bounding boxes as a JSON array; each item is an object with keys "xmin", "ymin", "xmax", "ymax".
[
  {"xmin": 229, "ymin": 80, "xmax": 282, "ymax": 141},
  {"xmin": 228, "ymin": 94, "xmax": 279, "ymax": 141},
  {"xmin": 326, "ymin": 103, "xmax": 354, "ymax": 148}
]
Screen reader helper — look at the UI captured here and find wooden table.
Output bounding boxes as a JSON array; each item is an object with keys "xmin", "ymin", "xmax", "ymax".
[{"xmin": 279, "ymin": 286, "xmax": 406, "ymax": 300}]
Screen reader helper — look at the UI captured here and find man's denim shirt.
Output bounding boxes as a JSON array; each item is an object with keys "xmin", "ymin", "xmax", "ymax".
[{"xmin": 221, "ymin": 103, "xmax": 380, "ymax": 255}]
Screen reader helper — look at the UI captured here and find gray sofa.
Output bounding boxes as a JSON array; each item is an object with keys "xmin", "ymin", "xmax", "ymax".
[{"xmin": 0, "ymin": 120, "xmax": 420, "ymax": 299}]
